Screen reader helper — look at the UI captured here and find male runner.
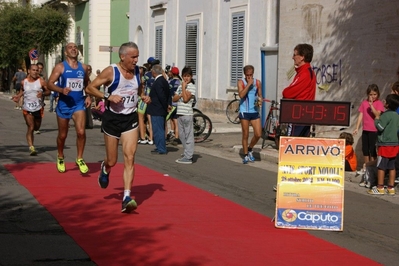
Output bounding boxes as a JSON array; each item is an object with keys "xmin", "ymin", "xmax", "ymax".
[
  {"xmin": 47, "ymin": 42, "xmax": 91, "ymax": 174},
  {"xmin": 86, "ymin": 42, "xmax": 147, "ymax": 213},
  {"xmin": 12, "ymin": 64, "xmax": 49, "ymax": 155}
]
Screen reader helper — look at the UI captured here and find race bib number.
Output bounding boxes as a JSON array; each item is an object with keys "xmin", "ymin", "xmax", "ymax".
[
  {"xmin": 26, "ymin": 100, "xmax": 40, "ymax": 109},
  {"xmin": 121, "ymin": 94, "xmax": 136, "ymax": 108},
  {"xmin": 66, "ymin": 78, "xmax": 84, "ymax": 91}
]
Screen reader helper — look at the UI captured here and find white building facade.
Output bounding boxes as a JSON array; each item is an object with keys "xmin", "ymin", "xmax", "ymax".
[
  {"xmin": 130, "ymin": 0, "xmax": 399, "ymax": 138},
  {"xmin": 129, "ymin": 0, "xmax": 279, "ymax": 113}
]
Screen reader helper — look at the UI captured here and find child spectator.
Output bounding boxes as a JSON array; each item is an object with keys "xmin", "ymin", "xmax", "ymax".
[
  {"xmin": 339, "ymin": 132, "xmax": 357, "ymax": 172},
  {"xmin": 390, "ymin": 81, "xmax": 399, "ymax": 184},
  {"xmin": 353, "ymin": 84, "xmax": 384, "ymax": 171},
  {"xmin": 368, "ymin": 94, "xmax": 399, "ymax": 195},
  {"xmin": 172, "ymin": 66, "xmax": 196, "ymax": 164}
]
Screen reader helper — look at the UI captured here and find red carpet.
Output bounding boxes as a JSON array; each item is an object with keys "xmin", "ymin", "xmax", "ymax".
[{"xmin": 5, "ymin": 163, "xmax": 378, "ymax": 266}]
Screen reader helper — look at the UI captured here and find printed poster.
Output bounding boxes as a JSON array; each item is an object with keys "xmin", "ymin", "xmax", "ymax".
[{"xmin": 275, "ymin": 137, "xmax": 345, "ymax": 231}]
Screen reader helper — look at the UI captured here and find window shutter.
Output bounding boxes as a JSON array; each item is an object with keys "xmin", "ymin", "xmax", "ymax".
[
  {"xmin": 230, "ymin": 12, "xmax": 245, "ymax": 86},
  {"xmin": 185, "ymin": 22, "xmax": 198, "ymax": 77},
  {"xmin": 155, "ymin": 26, "xmax": 163, "ymax": 65}
]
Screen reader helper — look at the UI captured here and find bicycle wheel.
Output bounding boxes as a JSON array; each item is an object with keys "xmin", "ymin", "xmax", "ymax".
[
  {"xmin": 193, "ymin": 113, "xmax": 212, "ymax": 143},
  {"xmin": 193, "ymin": 107, "xmax": 203, "ymax": 115},
  {"xmin": 226, "ymin": 99, "xmax": 240, "ymax": 124},
  {"xmin": 262, "ymin": 115, "xmax": 278, "ymax": 148}
]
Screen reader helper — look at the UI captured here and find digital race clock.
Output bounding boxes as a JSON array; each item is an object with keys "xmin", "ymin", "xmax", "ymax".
[{"xmin": 279, "ymin": 99, "xmax": 351, "ymax": 126}]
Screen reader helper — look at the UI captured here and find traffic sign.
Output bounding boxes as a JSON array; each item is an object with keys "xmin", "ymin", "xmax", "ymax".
[{"xmin": 29, "ymin": 49, "xmax": 39, "ymax": 60}]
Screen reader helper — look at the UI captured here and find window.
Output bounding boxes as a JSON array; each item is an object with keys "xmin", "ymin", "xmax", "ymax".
[
  {"xmin": 155, "ymin": 26, "xmax": 163, "ymax": 65},
  {"xmin": 185, "ymin": 21, "xmax": 198, "ymax": 78},
  {"xmin": 230, "ymin": 12, "xmax": 245, "ymax": 86}
]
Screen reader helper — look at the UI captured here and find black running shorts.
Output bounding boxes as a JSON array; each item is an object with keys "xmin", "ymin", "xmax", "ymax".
[{"xmin": 101, "ymin": 109, "xmax": 138, "ymax": 139}]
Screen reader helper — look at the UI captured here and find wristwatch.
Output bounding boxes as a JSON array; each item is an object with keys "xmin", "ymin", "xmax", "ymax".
[{"xmin": 103, "ymin": 92, "xmax": 110, "ymax": 100}]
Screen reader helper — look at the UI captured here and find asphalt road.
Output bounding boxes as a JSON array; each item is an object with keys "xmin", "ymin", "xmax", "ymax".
[{"xmin": 0, "ymin": 93, "xmax": 398, "ymax": 265}]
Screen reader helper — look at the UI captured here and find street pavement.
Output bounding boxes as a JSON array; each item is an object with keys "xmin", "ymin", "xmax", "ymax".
[{"xmin": 1, "ymin": 91, "xmax": 399, "ymax": 265}]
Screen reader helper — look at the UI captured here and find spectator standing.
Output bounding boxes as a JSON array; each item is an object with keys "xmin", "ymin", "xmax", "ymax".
[
  {"xmin": 368, "ymin": 94, "xmax": 399, "ymax": 195},
  {"xmin": 353, "ymin": 84, "xmax": 384, "ymax": 170},
  {"xmin": 137, "ymin": 58, "xmax": 159, "ymax": 144},
  {"xmin": 167, "ymin": 67, "xmax": 181, "ymax": 143},
  {"xmin": 282, "ymin": 43, "xmax": 316, "ymax": 137},
  {"xmin": 339, "ymin": 132, "xmax": 357, "ymax": 172},
  {"xmin": 390, "ymin": 81, "xmax": 399, "ymax": 184},
  {"xmin": 146, "ymin": 64, "xmax": 171, "ymax": 154},
  {"xmin": 49, "ymin": 90, "xmax": 59, "ymax": 112},
  {"xmin": 172, "ymin": 66, "xmax": 196, "ymax": 164},
  {"xmin": 88, "ymin": 65, "xmax": 96, "ymax": 82},
  {"xmin": 12, "ymin": 67, "xmax": 27, "ymax": 110}
]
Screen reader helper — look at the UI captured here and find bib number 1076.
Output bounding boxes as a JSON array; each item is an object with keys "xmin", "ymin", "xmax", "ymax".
[{"xmin": 67, "ymin": 78, "xmax": 84, "ymax": 91}]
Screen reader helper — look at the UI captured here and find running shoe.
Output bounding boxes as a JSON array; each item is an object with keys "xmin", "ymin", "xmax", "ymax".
[
  {"xmin": 147, "ymin": 139, "xmax": 154, "ymax": 145},
  {"xmin": 367, "ymin": 186, "xmax": 386, "ymax": 195},
  {"xmin": 248, "ymin": 151, "xmax": 255, "ymax": 162},
  {"xmin": 29, "ymin": 146, "xmax": 37, "ymax": 156},
  {"xmin": 98, "ymin": 161, "xmax": 110, "ymax": 189},
  {"xmin": 273, "ymin": 185, "xmax": 277, "ymax": 192},
  {"xmin": 395, "ymin": 177, "xmax": 399, "ymax": 184},
  {"xmin": 386, "ymin": 187, "xmax": 396, "ymax": 196},
  {"xmin": 57, "ymin": 157, "xmax": 66, "ymax": 173},
  {"xmin": 75, "ymin": 158, "xmax": 89, "ymax": 174},
  {"xmin": 121, "ymin": 196, "xmax": 137, "ymax": 213},
  {"xmin": 34, "ymin": 130, "xmax": 41, "ymax": 134},
  {"xmin": 243, "ymin": 155, "xmax": 250, "ymax": 164}
]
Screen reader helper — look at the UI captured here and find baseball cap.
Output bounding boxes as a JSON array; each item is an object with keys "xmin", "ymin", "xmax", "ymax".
[
  {"xmin": 171, "ymin": 67, "xmax": 179, "ymax": 75},
  {"xmin": 147, "ymin": 57, "xmax": 160, "ymax": 65}
]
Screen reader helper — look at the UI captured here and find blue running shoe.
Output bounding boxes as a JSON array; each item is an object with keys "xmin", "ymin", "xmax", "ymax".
[
  {"xmin": 248, "ymin": 151, "xmax": 255, "ymax": 162},
  {"xmin": 243, "ymin": 155, "xmax": 249, "ymax": 164},
  {"xmin": 121, "ymin": 196, "xmax": 137, "ymax": 213},
  {"xmin": 98, "ymin": 161, "xmax": 109, "ymax": 189}
]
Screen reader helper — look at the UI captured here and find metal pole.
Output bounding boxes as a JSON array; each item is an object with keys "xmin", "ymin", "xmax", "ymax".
[{"xmin": 109, "ymin": 47, "xmax": 112, "ymax": 64}]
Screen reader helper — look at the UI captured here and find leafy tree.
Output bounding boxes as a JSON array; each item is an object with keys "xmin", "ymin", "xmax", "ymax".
[{"xmin": 0, "ymin": 2, "xmax": 71, "ymax": 68}]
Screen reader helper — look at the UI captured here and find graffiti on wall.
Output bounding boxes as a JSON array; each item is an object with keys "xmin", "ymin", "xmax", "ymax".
[{"xmin": 313, "ymin": 59, "xmax": 342, "ymax": 89}]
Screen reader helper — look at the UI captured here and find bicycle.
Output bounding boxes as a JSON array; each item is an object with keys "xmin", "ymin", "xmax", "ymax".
[
  {"xmin": 226, "ymin": 92, "xmax": 240, "ymax": 124},
  {"xmin": 261, "ymin": 99, "xmax": 317, "ymax": 149},
  {"xmin": 193, "ymin": 112, "xmax": 213, "ymax": 143},
  {"xmin": 261, "ymin": 99, "xmax": 284, "ymax": 149}
]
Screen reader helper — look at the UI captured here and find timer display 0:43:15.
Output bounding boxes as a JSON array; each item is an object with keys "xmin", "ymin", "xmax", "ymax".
[{"xmin": 279, "ymin": 100, "xmax": 351, "ymax": 126}]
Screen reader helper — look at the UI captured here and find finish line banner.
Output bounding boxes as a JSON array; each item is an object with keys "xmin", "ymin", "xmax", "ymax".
[{"xmin": 275, "ymin": 137, "xmax": 345, "ymax": 231}]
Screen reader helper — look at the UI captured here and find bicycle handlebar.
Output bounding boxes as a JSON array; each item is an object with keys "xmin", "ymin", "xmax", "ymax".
[{"xmin": 262, "ymin": 98, "xmax": 279, "ymax": 105}]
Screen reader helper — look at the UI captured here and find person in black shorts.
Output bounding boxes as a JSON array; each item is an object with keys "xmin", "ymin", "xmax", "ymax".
[{"xmin": 86, "ymin": 42, "xmax": 149, "ymax": 213}]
